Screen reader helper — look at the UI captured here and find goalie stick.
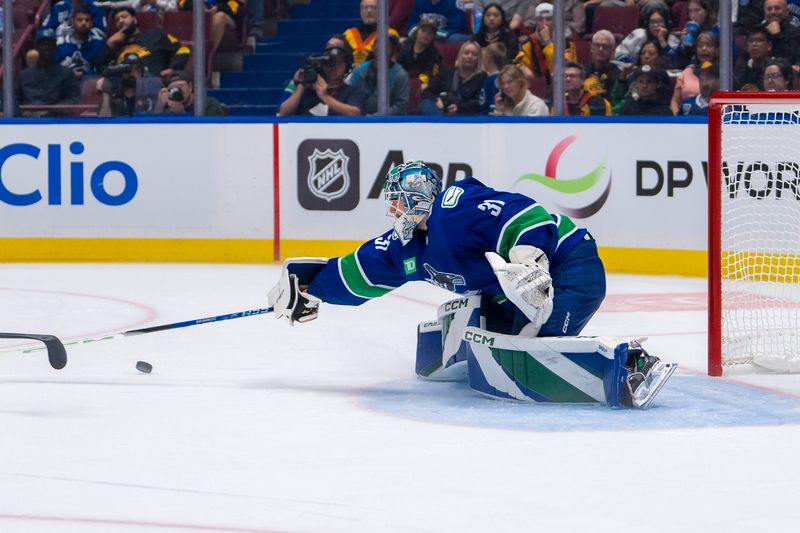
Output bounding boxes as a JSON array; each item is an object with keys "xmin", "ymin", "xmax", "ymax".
[
  {"xmin": 2, "ymin": 307, "xmax": 273, "ymax": 356},
  {"xmin": 0, "ymin": 333, "xmax": 67, "ymax": 369}
]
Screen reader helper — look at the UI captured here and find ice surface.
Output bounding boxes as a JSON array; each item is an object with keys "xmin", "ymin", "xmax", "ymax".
[{"xmin": 2, "ymin": 264, "xmax": 800, "ymax": 532}]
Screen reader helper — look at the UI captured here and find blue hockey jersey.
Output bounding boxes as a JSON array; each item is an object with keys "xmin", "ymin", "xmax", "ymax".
[{"xmin": 308, "ymin": 177, "xmax": 587, "ymax": 306}]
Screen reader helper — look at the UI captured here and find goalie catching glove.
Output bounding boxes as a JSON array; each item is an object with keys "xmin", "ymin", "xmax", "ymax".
[
  {"xmin": 267, "ymin": 259, "xmax": 325, "ymax": 325},
  {"xmin": 485, "ymin": 245, "xmax": 554, "ymax": 332}
]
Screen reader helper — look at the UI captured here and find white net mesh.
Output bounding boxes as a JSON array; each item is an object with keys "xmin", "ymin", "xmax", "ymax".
[{"xmin": 720, "ymin": 104, "xmax": 800, "ymax": 372}]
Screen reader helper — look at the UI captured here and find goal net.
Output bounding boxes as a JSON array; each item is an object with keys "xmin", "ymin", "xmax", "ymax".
[{"xmin": 708, "ymin": 93, "xmax": 800, "ymax": 375}]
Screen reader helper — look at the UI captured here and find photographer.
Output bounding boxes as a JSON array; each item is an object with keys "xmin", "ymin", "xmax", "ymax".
[
  {"xmin": 96, "ymin": 52, "xmax": 162, "ymax": 116},
  {"xmin": 154, "ymin": 71, "xmax": 225, "ymax": 116},
  {"xmin": 277, "ymin": 44, "xmax": 364, "ymax": 117},
  {"xmin": 98, "ymin": 7, "xmax": 190, "ymax": 81},
  {"xmin": 419, "ymin": 40, "xmax": 486, "ymax": 116}
]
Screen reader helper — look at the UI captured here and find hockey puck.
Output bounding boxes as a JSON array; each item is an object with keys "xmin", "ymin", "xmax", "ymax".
[{"xmin": 135, "ymin": 361, "xmax": 153, "ymax": 374}]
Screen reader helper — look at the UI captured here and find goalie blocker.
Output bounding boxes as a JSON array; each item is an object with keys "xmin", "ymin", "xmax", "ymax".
[{"xmin": 416, "ymin": 296, "xmax": 676, "ymax": 408}]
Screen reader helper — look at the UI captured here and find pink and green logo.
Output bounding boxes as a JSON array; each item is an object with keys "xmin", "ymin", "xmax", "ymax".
[{"xmin": 514, "ymin": 135, "xmax": 611, "ymax": 218}]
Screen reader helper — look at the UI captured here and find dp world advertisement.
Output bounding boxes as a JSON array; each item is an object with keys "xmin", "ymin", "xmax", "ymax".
[{"xmin": 280, "ymin": 121, "xmax": 708, "ymax": 274}]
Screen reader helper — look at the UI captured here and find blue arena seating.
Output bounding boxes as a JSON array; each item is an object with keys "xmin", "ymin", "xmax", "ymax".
[{"xmin": 212, "ymin": 0, "xmax": 360, "ymax": 116}]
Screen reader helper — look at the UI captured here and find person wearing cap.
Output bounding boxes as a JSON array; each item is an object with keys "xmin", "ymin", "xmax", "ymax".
[
  {"xmin": 97, "ymin": 51, "xmax": 148, "ymax": 116},
  {"xmin": 669, "ymin": 31, "xmax": 719, "ymax": 114},
  {"xmin": 523, "ymin": 0, "xmax": 585, "ymax": 39},
  {"xmin": 679, "ymin": 63, "xmax": 720, "ymax": 115},
  {"xmin": 98, "ymin": 7, "xmax": 190, "ymax": 80},
  {"xmin": 348, "ymin": 33, "xmax": 410, "ymax": 115},
  {"xmin": 515, "ymin": 2, "xmax": 577, "ymax": 83},
  {"xmin": 154, "ymin": 70, "xmax": 225, "ymax": 116},
  {"xmin": 397, "ymin": 18, "xmax": 442, "ymax": 86},
  {"xmin": 618, "ymin": 65, "xmax": 673, "ymax": 116},
  {"xmin": 609, "ymin": 39, "xmax": 671, "ymax": 113},
  {"xmin": 344, "ymin": 0, "xmax": 401, "ymax": 67},
  {"xmin": 278, "ymin": 40, "xmax": 365, "ymax": 116},
  {"xmin": 408, "ymin": 0, "xmax": 469, "ymax": 41},
  {"xmin": 15, "ymin": 29, "xmax": 80, "ymax": 116}
]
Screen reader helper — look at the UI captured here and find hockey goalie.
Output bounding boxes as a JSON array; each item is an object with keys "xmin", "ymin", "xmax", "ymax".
[{"xmin": 268, "ymin": 161, "xmax": 676, "ymax": 408}]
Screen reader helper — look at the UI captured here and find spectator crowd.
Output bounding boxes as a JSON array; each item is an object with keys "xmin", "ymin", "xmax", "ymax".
[
  {"xmin": 278, "ymin": 0, "xmax": 800, "ymax": 118},
  {"xmin": 6, "ymin": 0, "xmax": 800, "ymax": 117},
  {"xmin": 10, "ymin": 0, "xmax": 246, "ymax": 116}
]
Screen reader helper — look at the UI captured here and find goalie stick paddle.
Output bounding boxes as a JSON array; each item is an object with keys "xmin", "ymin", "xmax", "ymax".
[
  {"xmin": 0, "ymin": 333, "xmax": 68, "ymax": 369},
  {"xmin": 4, "ymin": 307, "xmax": 274, "ymax": 355}
]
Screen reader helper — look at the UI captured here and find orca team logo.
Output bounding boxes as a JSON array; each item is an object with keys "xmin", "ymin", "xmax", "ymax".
[
  {"xmin": 298, "ymin": 139, "xmax": 359, "ymax": 210},
  {"xmin": 423, "ymin": 263, "xmax": 466, "ymax": 291},
  {"xmin": 514, "ymin": 135, "xmax": 611, "ymax": 218}
]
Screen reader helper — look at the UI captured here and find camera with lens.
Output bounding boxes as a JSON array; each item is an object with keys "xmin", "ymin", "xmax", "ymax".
[
  {"xmin": 439, "ymin": 91, "xmax": 456, "ymax": 108},
  {"xmin": 104, "ymin": 63, "xmax": 133, "ymax": 77},
  {"xmin": 168, "ymin": 87, "xmax": 185, "ymax": 102},
  {"xmin": 299, "ymin": 53, "xmax": 334, "ymax": 85}
]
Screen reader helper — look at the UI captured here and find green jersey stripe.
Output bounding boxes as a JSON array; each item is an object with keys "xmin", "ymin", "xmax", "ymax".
[
  {"xmin": 495, "ymin": 204, "xmax": 554, "ymax": 257},
  {"xmin": 338, "ymin": 250, "xmax": 393, "ymax": 299},
  {"xmin": 554, "ymin": 214, "xmax": 579, "ymax": 247}
]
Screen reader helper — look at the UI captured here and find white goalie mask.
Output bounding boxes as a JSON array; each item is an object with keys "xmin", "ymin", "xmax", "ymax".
[{"xmin": 383, "ymin": 161, "xmax": 442, "ymax": 245}]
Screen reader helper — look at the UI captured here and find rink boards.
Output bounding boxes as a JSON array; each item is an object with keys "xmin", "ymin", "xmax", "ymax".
[{"xmin": 0, "ymin": 118, "xmax": 712, "ymax": 274}]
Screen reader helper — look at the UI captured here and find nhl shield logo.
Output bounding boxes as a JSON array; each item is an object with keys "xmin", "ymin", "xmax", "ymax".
[
  {"xmin": 307, "ymin": 148, "xmax": 350, "ymax": 201},
  {"xmin": 298, "ymin": 139, "xmax": 360, "ymax": 211}
]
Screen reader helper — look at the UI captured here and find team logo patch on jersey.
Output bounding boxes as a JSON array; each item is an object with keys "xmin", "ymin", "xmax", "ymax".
[
  {"xmin": 297, "ymin": 140, "xmax": 360, "ymax": 211},
  {"xmin": 441, "ymin": 186, "xmax": 464, "ymax": 208},
  {"xmin": 423, "ymin": 263, "xmax": 466, "ymax": 291},
  {"xmin": 404, "ymin": 257, "xmax": 417, "ymax": 275}
]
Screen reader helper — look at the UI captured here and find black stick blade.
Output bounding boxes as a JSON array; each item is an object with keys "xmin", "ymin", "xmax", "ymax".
[{"xmin": 0, "ymin": 332, "xmax": 68, "ymax": 369}]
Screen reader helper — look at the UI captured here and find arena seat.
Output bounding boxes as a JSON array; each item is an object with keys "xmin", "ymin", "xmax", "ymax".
[
  {"xmin": 435, "ymin": 41, "xmax": 462, "ymax": 69},
  {"xmin": 407, "ymin": 77, "xmax": 422, "ymax": 114},
  {"xmin": 591, "ymin": 5, "xmax": 640, "ymax": 38}
]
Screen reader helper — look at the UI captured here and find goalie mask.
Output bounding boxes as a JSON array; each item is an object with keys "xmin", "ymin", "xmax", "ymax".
[{"xmin": 383, "ymin": 161, "xmax": 442, "ymax": 245}]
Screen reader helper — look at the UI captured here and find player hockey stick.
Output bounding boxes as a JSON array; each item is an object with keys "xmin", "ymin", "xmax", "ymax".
[
  {"xmin": 6, "ymin": 307, "xmax": 274, "ymax": 355},
  {"xmin": 0, "ymin": 333, "xmax": 67, "ymax": 369}
]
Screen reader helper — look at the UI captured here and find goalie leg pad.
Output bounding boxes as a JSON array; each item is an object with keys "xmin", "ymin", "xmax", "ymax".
[
  {"xmin": 439, "ymin": 295, "xmax": 483, "ymax": 372},
  {"xmin": 464, "ymin": 328, "xmax": 612, "ymax": 403},
  {"xmin": 463, "ymin": 328, "xmax": 676, "ymax": 408},
  {"xmin": 415, "ymin": 295, "xmax": 483, "ymax": 381}
]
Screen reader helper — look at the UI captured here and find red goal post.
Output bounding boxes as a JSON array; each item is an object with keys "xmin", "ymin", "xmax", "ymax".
[{"xmin": 708, "ymin": 92, "xmax": 800, "ymax": 376}]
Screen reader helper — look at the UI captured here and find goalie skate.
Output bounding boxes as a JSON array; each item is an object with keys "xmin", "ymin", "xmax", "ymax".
[{"xmin": 622, "ymin": 349, "xmax": 677, "ymax": 409}]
